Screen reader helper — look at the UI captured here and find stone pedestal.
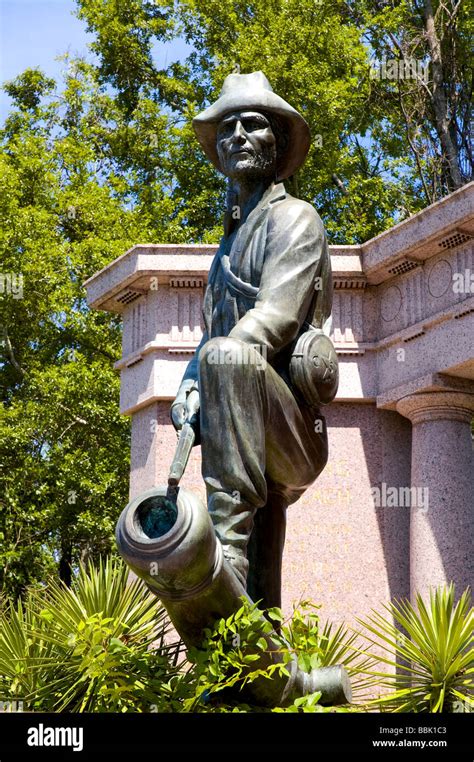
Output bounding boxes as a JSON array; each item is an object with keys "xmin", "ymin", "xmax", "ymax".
[{"xmin": 397, "ymin": 391, "xmax": 474, "ymax": 601}]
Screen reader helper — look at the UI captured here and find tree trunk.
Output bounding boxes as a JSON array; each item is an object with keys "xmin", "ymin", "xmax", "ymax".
[
  {"xmin": 59, "ymin": 542, "xmax": 72, "ymax": 587},
  {"xmin": 422, "ymin": 0, "xmax": 463, "ymax": 190}
]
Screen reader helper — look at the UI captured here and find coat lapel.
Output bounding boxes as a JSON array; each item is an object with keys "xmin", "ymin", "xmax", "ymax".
[
  {"xmin": 204, "ymin": 183, "xmax": 288, "ymax": 335},
  {"xmin": 229, "ymin": 182, "xmax": 286, "ymax": 275}
]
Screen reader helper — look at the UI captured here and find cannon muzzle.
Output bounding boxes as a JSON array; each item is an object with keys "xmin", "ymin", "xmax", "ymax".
[{"xmin": 116, "ymin": 485, "xmax": 352, "ymax": 707}]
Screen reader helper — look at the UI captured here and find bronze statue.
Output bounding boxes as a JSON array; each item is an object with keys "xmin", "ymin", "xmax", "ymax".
[
  {"xmin": 171, "ymin": 71, "xmax": 338, "ymax": 611},
  {"xmin": 116, "ymin": 71, "xmax": 347, "ymax": 707}
]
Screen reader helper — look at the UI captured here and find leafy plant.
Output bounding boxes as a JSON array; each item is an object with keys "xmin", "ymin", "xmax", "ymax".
[
  {"xmin": 281, "ymin": 601, "xmax": 377, "ymax": 705},
  {"xmin": 0, "ymin": 557, "xmax": 183, "ymax": 712},
  {"xmin": 170, "ymin": 599, "xmax": 291, "ymax": 712},
  {"xmin": 359, "ymin": 584, "xmax": 473, "ymax": 713},
  {"xmin": 2, "ymin": 561, "xmax": 470, "ymax": 714},
  {"xmin": 163, "ymin": 598, "xmax": 373, "ymax": 713}
]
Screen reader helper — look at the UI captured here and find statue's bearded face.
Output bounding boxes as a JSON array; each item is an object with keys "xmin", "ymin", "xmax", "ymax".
[{"xmin": 216, "ymin": 110, "xmax": 277, "ymax": 181}]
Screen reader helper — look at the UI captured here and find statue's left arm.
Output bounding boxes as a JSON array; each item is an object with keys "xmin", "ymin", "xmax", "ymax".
[{"xmin": 228, "ymin": 200, "xmax": 328, "ymax": 360}]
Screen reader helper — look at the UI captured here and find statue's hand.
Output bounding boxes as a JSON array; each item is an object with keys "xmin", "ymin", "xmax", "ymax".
[
  {"xmin": 170, "ymin": 384, "xmax": 200, "ymax": 432},
  {"xmin": 171, "ymin": 399, "xmax": 187, "ymax": 431}
]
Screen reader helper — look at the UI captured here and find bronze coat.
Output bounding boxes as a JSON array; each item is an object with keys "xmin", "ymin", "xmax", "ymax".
[{"xmin": 181, "ymin": 181, "xmax": 332, "ymax": 396}]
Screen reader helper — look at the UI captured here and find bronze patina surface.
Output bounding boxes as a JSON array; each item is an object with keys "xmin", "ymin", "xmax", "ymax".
[
  {"xmin": 116, "ymin": 71, "xmax": 348, "ymax": 707},
  {"xmin": 172, "ymin": 71, "xmax": 338, "ymax": 608}
]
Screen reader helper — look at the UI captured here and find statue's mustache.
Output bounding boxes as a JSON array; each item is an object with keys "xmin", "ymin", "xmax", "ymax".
[{"xmin": 230, "ymin": 146, "xmax": 254, "ymax": 155}]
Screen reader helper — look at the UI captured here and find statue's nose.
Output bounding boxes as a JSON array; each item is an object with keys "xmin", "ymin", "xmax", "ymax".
[{"xmin": 231, "ymin": 120, "xmax": 246, "ymax": 142}]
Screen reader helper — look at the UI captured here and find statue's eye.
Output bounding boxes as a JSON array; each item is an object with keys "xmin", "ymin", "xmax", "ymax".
[
  {"xmin": 218, "ymin": 123, "xmax": 232, "ymax": 137},
  {"xmin": 243, "ymin": 119, "xmax": 265, "ymax": 131}
]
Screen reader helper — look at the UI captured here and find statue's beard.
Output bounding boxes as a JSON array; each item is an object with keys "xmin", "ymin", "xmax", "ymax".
[{"xmin": 225, "ymin": 146, "xmax": 277, "ymax": 184}]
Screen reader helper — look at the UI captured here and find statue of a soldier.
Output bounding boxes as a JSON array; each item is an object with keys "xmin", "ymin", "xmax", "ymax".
[{"xmin": 170, "ymin": 71, "xmax": 338, "ymax": 612}]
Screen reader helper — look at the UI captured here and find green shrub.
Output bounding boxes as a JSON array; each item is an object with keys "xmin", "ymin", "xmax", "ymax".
[
  {"xmin": 281, "ymin": 601, "xmax": 376, "ymax": 705},
  {"xmin": 158, "ymin": 599, "xmax": 373, "ymax": 713},
  {"xmin": 1, "ymin": 560, "xmax": 471, "ymax": 714},
  {"xmin": 359, "ymin": 584, "xmax": 474, "ymax": 713},
  {"xmin": 0, "ymin": 557, "xmax": 182, "ymax": 711}
]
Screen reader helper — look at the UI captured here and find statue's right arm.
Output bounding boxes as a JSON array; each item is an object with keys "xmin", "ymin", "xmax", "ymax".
[{"xmin": 170, "ymin": 330, "xmax": 208, "ymax": 431}]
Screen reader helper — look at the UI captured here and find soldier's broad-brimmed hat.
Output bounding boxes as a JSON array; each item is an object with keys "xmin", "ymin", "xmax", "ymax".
[{"xmin": 192, "ymin": 71, "xmax": 311, "ymax": 181}]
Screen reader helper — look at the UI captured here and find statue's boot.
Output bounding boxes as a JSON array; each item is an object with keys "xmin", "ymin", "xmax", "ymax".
[{"xmin": 207, "ymin": 489, "xmax": 254, "ymax": 589}]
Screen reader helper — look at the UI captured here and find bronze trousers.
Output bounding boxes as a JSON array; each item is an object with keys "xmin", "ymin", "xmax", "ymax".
[{"xmin": 198, "ymin": 336, "xmax": 328, "ymax": 609}]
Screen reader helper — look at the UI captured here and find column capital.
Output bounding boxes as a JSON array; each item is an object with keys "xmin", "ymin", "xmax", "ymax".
[{"xmin": 396, "ymin": 390, "xmax": 474, "ymax": 424}]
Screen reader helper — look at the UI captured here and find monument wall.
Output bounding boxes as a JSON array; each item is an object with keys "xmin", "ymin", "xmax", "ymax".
[{"xmin": 85, "ymin": 182, "xmax": 474, "ymax": 627}]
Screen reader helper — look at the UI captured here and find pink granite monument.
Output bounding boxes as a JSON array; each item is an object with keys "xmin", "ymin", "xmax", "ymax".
[{"xmin": 85, "ymin": 181, "xmax": 474, "ymax": 627}]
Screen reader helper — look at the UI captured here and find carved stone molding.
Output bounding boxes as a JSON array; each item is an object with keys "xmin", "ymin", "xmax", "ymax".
[{"xmin": 396, "ymin": 390, "xmax": 474, "ymax": 424}]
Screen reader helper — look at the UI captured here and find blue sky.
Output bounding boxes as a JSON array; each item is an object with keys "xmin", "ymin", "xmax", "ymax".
[{"xmin": 0, "ymin": 0, "xmax": 192, "ymax": 122}]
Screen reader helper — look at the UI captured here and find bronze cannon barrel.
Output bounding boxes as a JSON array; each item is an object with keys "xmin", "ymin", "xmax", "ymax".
[{"xmin": 116, "ymin": 486, "xmax": 352, "ymax": 708}]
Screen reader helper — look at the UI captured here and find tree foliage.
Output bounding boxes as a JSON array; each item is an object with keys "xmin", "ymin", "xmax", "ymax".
[
  {"xmin": 353, "ymin": 0, "xmax": 473, "ymax": 201},
  {"xmin": 0, "ymin": 66, "xmax": 140, "ymax": 594},
  {"xmin": 75, "ymin": 0, "xmax": 473, "ymax": 241},
  {"xmin": 1, "ymin": 0, "xmax": 471, "ymax": 595}
]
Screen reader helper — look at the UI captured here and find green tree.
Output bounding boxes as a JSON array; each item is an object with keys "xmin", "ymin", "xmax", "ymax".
[
  {"xmin": 176, "ymin": 0, "xmax": 407, "ymax": 242},
  {"xmin": 75, "ymin": 0, "xmax": 470, "ymax": 243},
  {"xmin": 1, "ymin": 0, "xmax": 471, "ymax": 595},
  {"xmin": 78, "ymin": 0, "xmax": 404, "ymax": 243},
  {"xmin": 0, "ymin": 66, "xmax": 152, "ymax": 595},
  {"xmin": 351, "ymin": 0, "xmax": 473, "ymax": 202}
]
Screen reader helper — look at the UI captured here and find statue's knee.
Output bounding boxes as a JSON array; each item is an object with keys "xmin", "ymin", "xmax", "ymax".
[{"xmin": 199, "ymin": 337, "xmax": 249, "ymax": 371}]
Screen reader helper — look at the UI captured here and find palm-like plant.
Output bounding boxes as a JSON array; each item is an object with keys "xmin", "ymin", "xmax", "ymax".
[
  {"xmin": 0, "ymin": 596, "xmax": 57, "ymax": 702},
  {"xmin": 0, "ymin": 558, "xmax": 183, "ymax": 712},
  {"xmin": 359, "ymin": 584, "xmax": 473, "ymax": 712}
]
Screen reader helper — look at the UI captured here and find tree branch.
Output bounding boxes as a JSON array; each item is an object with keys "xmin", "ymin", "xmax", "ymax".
[
  {"xmin": 422, "ymin": 0, "xmax": 463, "ymax": 189},
  {"xmin": 331, "ymin": 173, "xmax": 349, "ymax": 196},
  {"xmin": 1, "ymin": 327, "xmax": 25, "ymax": 379},
  {"xmin": 56, "ymin": 402, "xmax": 87, "ymax": 426},
  {"xmin": 398, "ymin": 85, "xmax": 433, "ymax": 205},
  {"xmin": 385, "ymin": 30, "xmax": 432, "ymax": 98}
]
